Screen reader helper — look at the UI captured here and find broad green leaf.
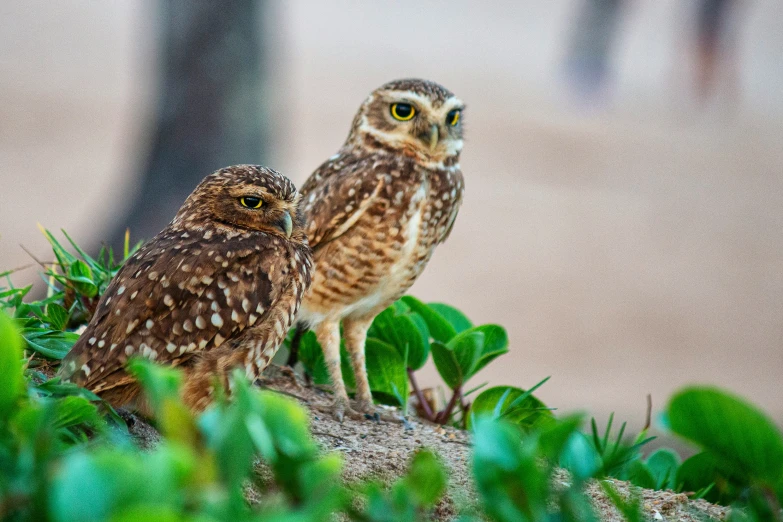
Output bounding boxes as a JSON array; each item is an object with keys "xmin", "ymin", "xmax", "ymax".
[
  {"xmin": 369, "ymin": 307, "xmax": 430, "ymax": 370},
  {"xmin": 254, "ymin": 390, "xmax": 317, "ymax": 461},
  {"xmin": 668, "ymin": 386, "xmax": 783, "ymax": 483},
  {"xmin": 296, "ymin": 330, "xmax": 355, "ymax": 390},
  {"xmin": 431, "ymin": 341, "xmax": 462, "ymax": 389},
  {"xmin": 645, "ymin": 448, "xmax": 680, "ymax": 490},
  {"xmin": 446, "ymin": 330, "xmax": 484, "ymax": 383},
  {"xmin": 54, "ymin": 396, "xmax": 105, "ymax": 432},
  {"xmin": 50, "ymin": 445, "xmax": 197, "ymax": 522},
  {"xmin": 471, "ymin": 416, "xmax": 550, "ymax": 521},
  {"xmin": 470, "ymin": 324, "xmax": 509, "ymax": 375},
  {"xmin": 400, "ymin": 295, "xmax": 457, "ymax": 342},
  {"xmin": 128, "ymin": 359, "xmax": 197, "ymax": 447},
  {"xmin": 365, "ymin": 338, "xmax": 408, "ymax": 406},
  {"xmin": 298, "ymin": 330, "xmax": 331, "ymax": 385},
  {"xmin": 538, "ymin": 415, "xmax": 584, "ymax": 461},
  {"xmin": 68, "ymin": 259, "xmax": 99, "ymax": 297},
  {"xmin": 469, "ymin": 385, "xmax": 552, "ymax": 431},
  {"xmin": 405, "ymin": 313, "xmax": 431, "ymax": 370},
  {"xmin": 427, "ymin": 302, "xmax": 472, "ymax": 332},
  {"xmin": 560, "ymin": 432, "xmax": 602, "ymax": 480},
  {"xmin": 0, "ymin": 310, "xmax": 23, "ymax": 420},
  {"xmin": 626, "ymin": 460, "xmax": 656, "ymax": 489},
  {"xmin": 297, "ymin": 454, "xmax": 345, "ymax": 515},
  {"xmin": 23, "ymin": 328, "xmax": 78, "ymax": 359},
  {"xmin": 401, "ymin": 450, "xmax": 447, "ymax": 507},
  {"xmin": 46, "ymin": 302, "xmax": 70, "ymax": 330},
  {"xmin": 676, "ymin": 451, "xmax": 742, "ymax": 504}
]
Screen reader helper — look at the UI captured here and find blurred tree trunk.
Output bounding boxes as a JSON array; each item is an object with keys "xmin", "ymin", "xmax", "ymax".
[{"xmin": 106, "ymin": 0, "xmax": 266, "ymax": 251}]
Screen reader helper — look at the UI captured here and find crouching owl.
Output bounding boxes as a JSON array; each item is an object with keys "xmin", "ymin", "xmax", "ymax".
[{"xmin": 59, "ymin": 165, "xmax": 312, "ymax": 412}]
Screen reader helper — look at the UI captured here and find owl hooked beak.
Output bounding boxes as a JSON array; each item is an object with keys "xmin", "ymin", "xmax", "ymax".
[
  {"xmin": 275, "ymin": 211, "xmax": 293, "ymax": 238},
  {"xmin": 428, "ymin": 124, "xmax": 439, "ymax": 151}
]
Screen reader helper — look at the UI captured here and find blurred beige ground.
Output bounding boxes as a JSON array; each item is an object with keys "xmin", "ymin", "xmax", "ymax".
[{"xmin": 1, "ymin": 1, "xmax": 781, "ymax": 429}]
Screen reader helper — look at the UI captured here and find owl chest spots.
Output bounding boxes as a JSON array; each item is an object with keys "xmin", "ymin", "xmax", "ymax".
[{"xmin": 344, "ymin": 183, "xmax": 430, "ymax": 317}]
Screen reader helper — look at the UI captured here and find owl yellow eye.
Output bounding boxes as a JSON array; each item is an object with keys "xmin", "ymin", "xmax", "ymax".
[
  {"xmin": 390, "ymin": 103, "xmax": 415, "ymax": 121},
  {"xmin": 239, "ymin": 196, "xmax": 263, "ymax": 209},
  {"xmin": 447, "ymin": 109, "xmax": 461, "ymax": 126}
]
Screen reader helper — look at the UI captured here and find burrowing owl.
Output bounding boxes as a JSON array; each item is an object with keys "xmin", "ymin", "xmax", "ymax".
[
  {"xmin": 295, "ymin": 79, "xmax": 465, "ymax": 421},
  {"xmin": 59, "ymin": 165, "xmax": 312, "ymax": 412}
]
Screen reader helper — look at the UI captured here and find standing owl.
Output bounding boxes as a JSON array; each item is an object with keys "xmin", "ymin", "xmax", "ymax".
[
  {"xmin": 59, "ymin": 165, "xmax": 312, "ymax": 412},
  {"xmin": 294, "ymin": 79, "xmax": 465, "ymax": 421}
]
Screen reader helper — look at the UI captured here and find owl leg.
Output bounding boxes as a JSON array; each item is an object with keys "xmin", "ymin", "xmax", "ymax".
[
  {"xmin": 181, "ymin": 347, "xmax": 243, "ymax": 412},
  {"xmin": 344, "ymin": 317, "xmax": 404, "ymax": 423},
  {"xmin": 315, "ymin": 320, "xmax": 362, "ymax": 422},
  {"xmin": 342, "ymin": 317, "xmax": 374, "ymax": 410}
]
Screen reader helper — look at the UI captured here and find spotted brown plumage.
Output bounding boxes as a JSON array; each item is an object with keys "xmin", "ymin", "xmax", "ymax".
[
  {"xmin": 59, "ymin": 165, "xmax": 312, "ymax": 412},
  {"xmin": 296, "ymin": 79, "xmax": 465, "ymax": 421}
]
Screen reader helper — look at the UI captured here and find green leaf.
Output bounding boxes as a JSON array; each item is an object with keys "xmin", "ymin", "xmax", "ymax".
[
  {"xmin": 446, "ymin": 329, "xmax": 484, "ymax": 383},
  {"xmin": 369, "ymin": 306, "xmax": 430, "ymax": 371},
  {"xmin": 298, "ymin": 330, "xmax": 331, "ymax": 385},
  {"xmin": 400, "ymin": 295, "xmax": 457, "ymax": 342},
  {"xmin": 470, "ymin": 324, "xmax": 509, "ymax": 376},
  {"xmin": 427, "ymin": 302, "xmax": 472, "ymax": 332},
  {"xmin": 645, "ymin": 448, "xmax": 680, "ymax": 490},
  {"xmin": 675, "ymin": 451, "xmax": 743, "ymax": 504},
  {"xmin": 365, "ymin": 338, "xmax": 408, "ymax": 406},
  {"xmin": 668, "ymin": 386, "xmax": 783, "ymax": 483},
  {"xmin": 401, "ymin": 450, "xmax": 447, "ymax": 507},
  {"xmin": 405, "ymin": 313, "xmax": 431, "ymax": 370},
  {"xmin": 68, "ymin": 259, "xmax": 99, "ymax": 297},
  {"xmin": 561, "ymin": 432, "xmax": 602, "ymax": 480},
  {"xmin": 296, "ymin": 330, "xmax": 356, "ymax": 391},
  {"xmin": 0, "ymin": 310, "xmax": 23, "ymax": 420},
  {"xmin": 46, "ymin": 302, "xmax": 70, "ymax": 330},
  {"xmin": 469, "ymin": 385, "xmax": 553, "ymax": 431},
  {"xmin": 626, "ymin": 460, "xmax": 657, "ymax": 489},
  {"xmin": 471, "ymin": 416, "xmax": 550, "ymax": 521},
  {"xmin": 54, "ymin": 396, "xmax": 105, "ymax": 432},
  {"xmin": 23, "ymin": 329, "xmax": 78, "ymax": 359},
  {"xmin": 431, "ymin": 341, "xmax": 462, "ymax": 389}
]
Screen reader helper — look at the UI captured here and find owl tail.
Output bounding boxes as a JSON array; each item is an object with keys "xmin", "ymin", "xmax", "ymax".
[{"xmin": 286, "ymin": 323, "xmax": 308, "ymax": 367}]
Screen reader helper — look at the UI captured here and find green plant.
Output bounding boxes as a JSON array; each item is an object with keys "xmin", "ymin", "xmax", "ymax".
[
  {"xmin": 469, "ymin": 414, "xmax": 598, "ymax": 522},
  {"xmin": 293, "ymin": 296, "xmax": 553, "ymax": 429},
  {"xmin": 667, "ymin": 387, "xmax": 783, "ymax": 520},
  {"xmin": 0, "ymin": 228, "xmax": 140, "ymax": 361}
]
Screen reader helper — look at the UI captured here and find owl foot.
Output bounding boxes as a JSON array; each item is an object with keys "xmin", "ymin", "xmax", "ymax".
[
  {"xmin": 313, "ymin": 396, "xmax": 364, "ymax": 422},
  {"xmin": 354, "ymin": 399, "xmax": 405, "ymax": 424}
]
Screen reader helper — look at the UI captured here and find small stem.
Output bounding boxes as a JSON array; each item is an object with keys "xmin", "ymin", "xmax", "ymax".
[
  {"xmin": 643, "ymin": 394, "xmax": 652, "ymax": 431},
  {"xmin": 460, "ymin": 397, "xmax": 471, "ymax": 429},
  {"xmin": 436, "ymin": 386, "xmax": 462, "ymax": 425},
  {"xmin": 407, "ymin": 368, "xmax": 434, "ymax": 421}
]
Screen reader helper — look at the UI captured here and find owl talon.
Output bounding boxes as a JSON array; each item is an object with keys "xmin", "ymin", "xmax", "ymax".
[
  {"xmin": 333, "ymin": 403, "xmax": 364, "ymax": 422},
  {"xmin": 354, "ymin": 399, "xmax": 404, "ymax": 424}
]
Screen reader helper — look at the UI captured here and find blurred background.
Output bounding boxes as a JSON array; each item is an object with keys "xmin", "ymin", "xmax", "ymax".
[{"xmin": 1, "ymin": 0, "xmax": 781, "ymax": 431}]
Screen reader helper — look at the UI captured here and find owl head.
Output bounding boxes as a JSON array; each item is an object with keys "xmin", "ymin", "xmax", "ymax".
[
  {"xmin": 346, "ymin": 79, "xmax": 465, "ymax": 165},
  {"xmin": 173, "ymin": 165, "xmax": 307, "ymax": 242}
]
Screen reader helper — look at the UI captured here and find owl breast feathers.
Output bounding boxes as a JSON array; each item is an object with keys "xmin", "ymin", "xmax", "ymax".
[{"xmin": 59, "ymin": 165, "xmax": 313, "ymax": 412}]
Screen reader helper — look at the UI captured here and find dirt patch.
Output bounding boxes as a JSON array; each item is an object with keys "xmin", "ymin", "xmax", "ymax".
[{"xmin": 125, "ymin": 366, "xmax": 729, "ymax": 521}]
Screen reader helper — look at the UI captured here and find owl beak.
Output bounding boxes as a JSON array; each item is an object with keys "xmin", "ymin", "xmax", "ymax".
[
  {"xmin": 276, "ymin": 211, "xmax": 293, "ymax": 238},
  {"xmin": 428, "ymin": 124, "xmax": 439, "ymax": 151}
]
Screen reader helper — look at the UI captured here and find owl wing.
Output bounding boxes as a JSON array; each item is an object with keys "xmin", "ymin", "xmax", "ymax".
[
  {"xmin": 299, "ymin": 152, "xmax": 390, "ymax": 251},
  {"xmin": 60, "ymin": 229, "xmax": 282, "ymax": 393}
]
